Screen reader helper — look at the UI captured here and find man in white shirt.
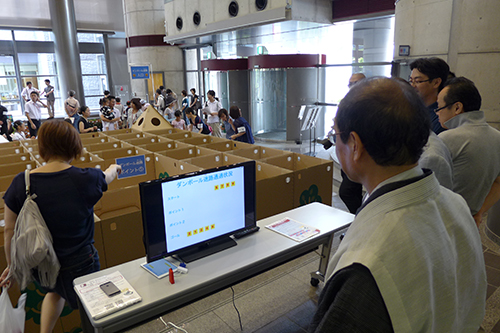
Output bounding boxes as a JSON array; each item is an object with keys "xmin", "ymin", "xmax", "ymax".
[
  {"xmin": 202, "ymin": 90, "xmax": 223, "ymax": 137},
  {"xmin": 309, "ymin": 77, "xmax": 486, "ymax": 332},
  {"xmin": 25, "ymin": 91, "xmax": 47, "ymax": 137},
  {"xmin": 21, "ymin": 81, "xmax": 39, "ymax": 103}
]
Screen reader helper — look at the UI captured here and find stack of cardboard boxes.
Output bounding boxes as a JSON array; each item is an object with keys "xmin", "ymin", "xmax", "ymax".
[{"xmin": 0, "ymin": 123, "xmax": 333, "ymax": 332}]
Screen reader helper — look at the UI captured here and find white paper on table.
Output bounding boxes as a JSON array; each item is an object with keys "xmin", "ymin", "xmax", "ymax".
[
  {"xmin": 74, "ymin": 271, "xmax": 142, "ymax": 320},
  {"xmin": 265, "ymin": 217, "xmax": 320, "ymax": 242}
]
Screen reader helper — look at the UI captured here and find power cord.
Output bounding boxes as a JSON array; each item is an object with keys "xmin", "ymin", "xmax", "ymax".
[
  {"xmin": 231, "ymin": 286, "xmax": 243, "ymax": 331},
  {"xmin": 158, "ymin": 317, "xmax": 188, "ymax": 333}
]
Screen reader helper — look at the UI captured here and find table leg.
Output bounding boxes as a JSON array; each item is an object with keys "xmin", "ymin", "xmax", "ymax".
[
  {"xmin": 310, "ymin": 233, "xmax": 334, "ymax": 286},
  {"xmin": 77, "ymin": 297, "xmax": 98, "ymax": 333}
]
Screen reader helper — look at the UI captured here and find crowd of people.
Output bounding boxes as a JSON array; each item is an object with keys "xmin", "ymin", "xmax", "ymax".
[
  {"xmin": 1, "ymin": 84, "xmax": 255, "ymax": 144},
  {"xmin": 308, "ymin": 57, "xmax": 499, "ymax": 332}
]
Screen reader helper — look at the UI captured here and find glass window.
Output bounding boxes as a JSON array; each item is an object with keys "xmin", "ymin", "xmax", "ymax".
[
  {"xmin": 0, "ymin": 55, "xmax": 16, "ymax": 76},
  {"xmin": 19, "ymin": 53, "xmax": 57, "ymax": 77},
  {"xmin": 84, "ymin": 96, "xmax": 102, "ymax": 110},
  {"xmin": 82, "ymin": 75, "xmax": 108, "ymax": 97},
  {"xmin": 80, "ymin": 54, "xmax": 107, "ymax": 75},
  {"xmin": 14, "ymin": 30, "xmax": 53, "ymax": 41},
  {"xmin": 77, "ymin": 33, "xmax": 104, "ymax": 43},
  {"xmin": 0, "ymin": 29, "xmax": 12, "ymax": 41}
]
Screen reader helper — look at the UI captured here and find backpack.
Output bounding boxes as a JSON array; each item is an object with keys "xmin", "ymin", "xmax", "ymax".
[{"xmin": 9, "ymin": 170, "xmax": 60, "ymax": 290}]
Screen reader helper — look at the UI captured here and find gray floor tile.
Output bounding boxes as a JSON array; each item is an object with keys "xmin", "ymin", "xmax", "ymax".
[
  {"xmin": 253, "ymin": 316, "xmax": 307, "ymax": 333},
  {"xmin": 213, "ymin": 274, "xmax": 312, "ymax": 332},
  {"xmin": 179, "ymin": 312, "xmax": 236, "ymax": 333},
  {"xmin": 285, "ymin": 300, "xmax": 317, "ymax": 330}
]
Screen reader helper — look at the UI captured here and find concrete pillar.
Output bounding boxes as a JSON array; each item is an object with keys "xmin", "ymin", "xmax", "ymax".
[
  {"xmin": 48, "ymin": 0, "xmax": 85, "ymax": 106},
  {"xmin": 123, "ymin": 0, "xmax": 184, "ymax": 101}
]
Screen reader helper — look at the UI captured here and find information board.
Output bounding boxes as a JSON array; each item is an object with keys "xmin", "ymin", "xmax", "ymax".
[
  {"xmin": 130, "ymin": 66, "xmax": 150, "ymax": 79},
  {"xmin": 116, "ymin": 155, "xmax": 147, "ymax": 179}
]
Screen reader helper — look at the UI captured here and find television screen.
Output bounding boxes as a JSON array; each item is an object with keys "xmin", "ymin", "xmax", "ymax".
[{"xmin": 140, "ymin": 161, "xmax": 256, "ymax": 263}]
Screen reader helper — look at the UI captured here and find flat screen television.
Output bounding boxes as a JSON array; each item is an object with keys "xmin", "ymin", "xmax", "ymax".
[{"xmin": 139, "ymin": 160, "xmax": 256, "ymax": 263}]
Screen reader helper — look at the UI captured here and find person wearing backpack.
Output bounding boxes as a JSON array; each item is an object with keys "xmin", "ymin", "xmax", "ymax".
[{"xmin": 0, "ymin": 120, "xmax": 121, "ymax": 333}]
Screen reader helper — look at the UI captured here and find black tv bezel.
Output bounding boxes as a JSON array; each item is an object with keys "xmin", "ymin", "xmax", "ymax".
[{"xmin": 139, "ymin": 160, "xmax": 256, "ymax": 263}]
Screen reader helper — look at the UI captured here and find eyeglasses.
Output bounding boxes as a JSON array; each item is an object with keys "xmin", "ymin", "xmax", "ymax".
[
  {"xmin": 408, "ymin": 78, "xmax": 431, "ymax": 85},
  {"xmin": 434, "ymin": 101, "xmax": 459, "ymax": 113},
  {"xmin": 332, "ymin": 132, "xmax": 343, "ymax": 143}
]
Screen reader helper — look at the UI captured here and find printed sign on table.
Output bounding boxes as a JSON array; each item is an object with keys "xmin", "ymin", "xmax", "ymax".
[{"xmin": 116, "ymin": 155, "xmax": 147, "ymax": 179}]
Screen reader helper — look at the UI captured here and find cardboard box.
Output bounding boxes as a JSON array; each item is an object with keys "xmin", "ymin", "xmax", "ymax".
[
  {"xmin": 262, "ymin": 153, "xmax": 334, "ymax": 207},
  {"xmin": 160, "ymin": 146, "xmax": 219, "ymax": 161},
  {"xmin": 83, "ymin": 141, "xmax": 134, "ymax": 152},
  {"xmin": 0, "ymin": 152, "xmax": 34, "ymax": 165},
  {"xmin": 186, "ymin": 153, "xmax": 251, "ymax": 169},
  {"xmin": 154, "ymin": 153, "xmax": 202, "ymax": 179},
  {"xmin": 91, "ymin": 146, "xmax": 150, "ymax": 160},
  {"xmin": 144, "ymin": 128, "xmax": 183, "ymax": 136},
  {"xmin": 164, "ymin": 131, "xmax": 203, "ymax": 141},
  {"xmin": 139, "ymin": 140, "xmax": 191, "ymax": 153},
  {"xmin": 99, "ymin": 128, "xmax": 138, "ymax": 136},
  {"xmin": 202, "ymin": 140, "xmax": 254, "ymax": 152},
  {"xmin": 179, "ymin": 135, "xmax": 228, "ymax": 146},
  {"xmin": 229, "ymin": 145, "xmax": 289, "ymax": 160},
  {"xmin": 254, "ymin": 161, "xmax": 295, "ymax": 220},
  {"xmin": 0, "ymin": 160, "xmax": 40, "ymax": 177},
  {"xmin": 79, "ymin": 131, "xmax": 109, "ymax": 139},
  {"xmin": 94, "ymin": 185, "xmax": 146, "ymax": 267},
  {"xmin": 131, "ymin": 105, "xmax": 173, "ymax": 132},
  {"xmin": 121, "ymin": 135, "xmax": 166, "ymax": 146},
  {"xmin": 0, "ymin": 145, "xmax": 27, "ymax": 156},
  {"xmin": 80, "ymin": 136, "xmax": 119, "ymax": 146},
  {"xmin": 71, "ymin": 151, "xmax": 104, "ymax": 166},
  {"xmin": 109, "ymin": 131, "xmax": 152, "ymax": 141}
]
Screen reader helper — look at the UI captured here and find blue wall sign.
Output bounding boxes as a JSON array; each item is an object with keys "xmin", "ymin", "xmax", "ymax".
[
  {"xmin": 131, "ymin": 66, "xmax": 150, "ymax": 79},
  {"xmin": 116, "ymin": 155, "xmax": 147, "ymax": 179}
]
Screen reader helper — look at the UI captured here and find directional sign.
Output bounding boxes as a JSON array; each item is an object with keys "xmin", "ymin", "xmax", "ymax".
[
  {"xmin": 130, "ymin": 66, "xmax": 150, "ymax": 79},
  {"xmin": 116, "ymin": 155, "xmax": 147, "ymax": 179}
]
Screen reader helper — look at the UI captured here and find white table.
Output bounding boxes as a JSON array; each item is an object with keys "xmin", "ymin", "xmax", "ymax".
[{"xmin": 75, "ymin": 202, "xmax": 353, "ymax": 332}]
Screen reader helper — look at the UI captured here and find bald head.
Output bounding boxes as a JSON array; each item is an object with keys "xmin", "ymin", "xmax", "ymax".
[
  {"xmin": 348, "ymin": 73, "xmax": 366, "ymax": 88},
  {"xmin": 336, "ymin": 77, "xmax": 430, "ymax": 166}
]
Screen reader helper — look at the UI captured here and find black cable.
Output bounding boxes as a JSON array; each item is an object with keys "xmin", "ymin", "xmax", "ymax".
[{"xmin": 230, "ymin": 286, "xmax": 243, "ymax": 331}]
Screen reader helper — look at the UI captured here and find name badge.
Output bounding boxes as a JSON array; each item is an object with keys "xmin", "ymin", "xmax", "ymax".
[
  {"xmin": 237, "ymin": 126, "xmax": 246, "ymax": 133},
  {"xmin": 197, "ymin": 123, "xmax": 203, "ymax": 129}
]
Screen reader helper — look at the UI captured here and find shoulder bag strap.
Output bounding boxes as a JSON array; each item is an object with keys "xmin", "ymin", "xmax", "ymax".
[{"xmin": 24, "ymin": 169, "xmax": 30, "ymax": 197}]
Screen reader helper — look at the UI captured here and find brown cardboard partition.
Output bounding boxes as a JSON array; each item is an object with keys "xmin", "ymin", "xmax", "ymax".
[
  {"xmin": 0, "ymin": 152, "xmax": 34, "ymax": 165},
  {"xmin": 164, "ymin": 131, "xmax": 203, "ymax": 140},
  {"xmin": 179, "ymin": 135, "xmax": 228, "ymax": 146},
  {"xmin": 186, "ymin": 153, "xmax": 251, "ymax": 169},
  {"xmin": 71, "ymin": 152, "xmax": 104, "ymax": 166},
  {"xmin": 139, "ymin": 140, "xmax": 191, "ymax": 153},
  {"xmin": 154, "ymin": 153, "xmax": 201, "ymax": 179},
  {"xmin": 202, "ymin": 140, "xmax": 254, "ymax": 152},
  {"xmin": 161, "ymin": 146, "xmax": 219, "ymax": 161},
  {"xmin": 145, "ymin": 128, "xmax": 184, "ymax": 136},
  {"xmin": 0, "ymin": 160, "xmax": 39, "ymax": 177},
  {"xmin": 0, "ymin": 145, "xmax": 27, "ymax": 155},
  {"xmin": 0, "ymin": 191, "xmax": 4, "ymax": 213},
  {"xmin": 229, "ymin": 145, "xmax": 289, "ymax": 160},
  {"xmin": 262, "ymin": 153, "xmax": 333, "ymax": 207},
  {"xmin": 101, "ymin": 128, "xmax": 139, "ymax": 136},
  {"xmin": 83, "ymin": 141, "xmax": 134, "ymax": 152},
  {"xmin": 79, "ymin": 131, "xmax": 109, "ymax": 140},
  {"xmin": 94, "ymin": 185, "xmax": 145, "ymax": 268},
  {"xmin": 111, "ymin": 132, "xmax": 152, "ymax": 141},
  {"xmin": 122, "ymin": 135, "xmax": 166, "ymax": 146},
  {"xmin": 254, "ymin": 161, "xmax": 295, "ymax": 220},
  {"xmin": 0, "ymin": 140, "xmax": 20, "ymax": 148},
  {"xmin": 80, "ymin": 136, "xmax": 119, "ymax": 146},
  {"xmin": 92, "ymin": 146, "xmax": 150, "ymax": 160}
]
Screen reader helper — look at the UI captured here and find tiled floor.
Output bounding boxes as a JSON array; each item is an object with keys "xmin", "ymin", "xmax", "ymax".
[{"xmin": 126, "ymin": 139, "xmax": 500, "ymax": 333}]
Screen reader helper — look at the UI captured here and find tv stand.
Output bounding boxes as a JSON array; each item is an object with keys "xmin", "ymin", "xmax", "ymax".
[{"xmin": 175, "ymin": 236, "xmax": 237, "ymax": 263}]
